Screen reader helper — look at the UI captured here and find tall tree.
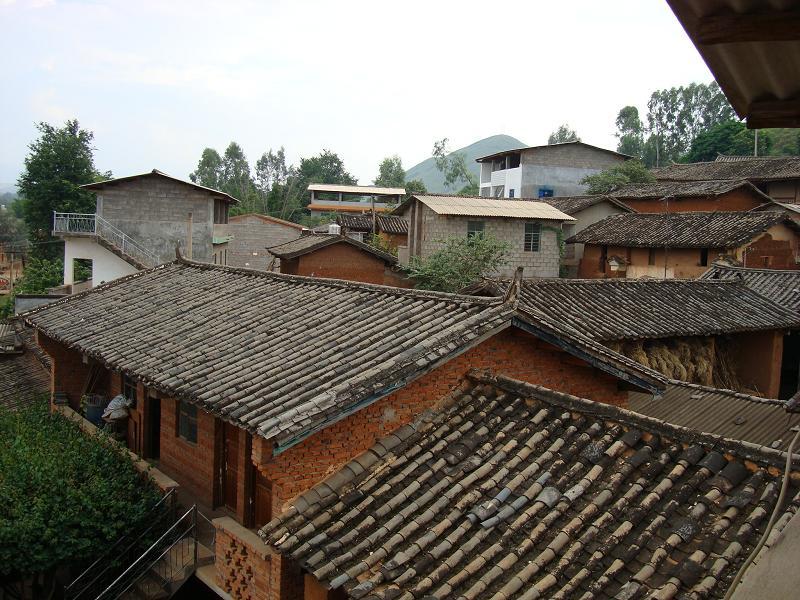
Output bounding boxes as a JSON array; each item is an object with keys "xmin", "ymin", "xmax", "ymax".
[
  {"xmin": 548, "ymin": 124, "xmax": 580, "ymax": 145},
  {"xmin": 17, "ymin": 120, "xmax": 100, "ymax": 258},
  {"xmin": 615, "ymin": 106, "xmax": 645, "ymax": 158},
  {"xmin": 220, "ymin": 142, "xmax": 255, "ymax": 202},
  {"xmin": 189, "ymin": 148, "xmax": 223, "ymax": 189},
  {"xmin": 432, "ymin": 138, "xmax": 477, "ymax": 195},
  {"xmin": 255, "ymin": 147, "xmax": 289, "ymax": 214},
  {"xmin": 682, "ymin": 120, "xmax": 757, "ymax": 163},
  {"xmin": 374, "ymin": 155, "xmax": 406, "ymax": 188},
  {"xmin": 293, "ymin": 149, "xmax": 357, "ymax": 209}
]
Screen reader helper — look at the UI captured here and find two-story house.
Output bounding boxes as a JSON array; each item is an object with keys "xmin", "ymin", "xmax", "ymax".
[
  {"xmin": 477, "ymin": 141, "xmax": 629, "ymax": 199},
  {"xmin": 53, "ymin": 169, "xmax": 237, "ymax": 289}
]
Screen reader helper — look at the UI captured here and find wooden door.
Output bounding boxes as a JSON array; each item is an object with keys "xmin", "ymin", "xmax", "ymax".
[
  {"xmin": 223, "ymin": 423, "xmax": 239, "ymax": 511},
  {"xmin": 253, "ymin": 471, "xmax": 273, "ymax": 529},
  {"xmin": 144, "ymin": 396, "xmax": 161, "ymax": 459}
]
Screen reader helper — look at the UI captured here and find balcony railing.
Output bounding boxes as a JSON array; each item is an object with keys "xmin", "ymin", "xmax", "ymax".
[{"xmin": 53, "ymin": 212, "xmax": 159, "ymax": 268}]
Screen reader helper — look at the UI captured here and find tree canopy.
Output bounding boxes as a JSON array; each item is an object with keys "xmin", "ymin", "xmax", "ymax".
[
  {"xmin": 581, "ymin": 160, "xmax": 655, "ymax": 195},
  {"xmin": 0, "ymin": 401, "xmax": 161, "ymax": 596},
  {"xmin": 17, "ymin": 120, "xmax": 103, "ymax": 259},
  {"xmin": 615, "ymin": 106, "xmax": 645, "ymax": 158},
  {"xmin": 374, "ymin": 155, "xmax": 406, "ymax": 188},
  {"xmin": 548, "ymin": 124, "xmax": 580, "ymax": 145},
  {"xmin": 432, "ymin": 139, "xmax": 478, "ymax": 196},
  {"xmin": 405, "ymin": 233, "xmax": 509, "ymax": 293},
  {"xmin": 682, "ymin": 120, "xmax": 800, "ymax": 163}
]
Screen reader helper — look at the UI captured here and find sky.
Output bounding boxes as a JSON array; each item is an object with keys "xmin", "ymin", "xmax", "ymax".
[{"xmin": 0, "ymin": 0, "xmax": 714, "ymax": 192}]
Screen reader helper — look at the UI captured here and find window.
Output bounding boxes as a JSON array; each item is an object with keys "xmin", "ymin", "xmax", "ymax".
[
  {"xmin": 538, "ymin": 187, "xmax": 554, "ymax": 198},
  {"xmin": 648, "ymin": 248, "xmax": 656, "ymax": 266},
  {"xmin": 213, "ymin": 199, "xmax": 229, "ymax": 224},
  {"xmin": 122, "ymin": 374, "xmax": 137, "ymax": 407},
  {"xmin": 509, "ymin": 189, "xmax": 515, "ymax": 198},
  {"xmin": 508, "ymin": 153, "xmax": 521, "ymax": 168},
  {"xmin": 467, "ymin": 221, "xmax": 485, "ymax": 238},
  {"xmin": 177, "ymin": 401, "xmax": 198, "ymax": 443},
  {"xmin": 524, "ymin": 223, "xmax": 541, "ymax": 252},
  {"xmin": 700, "ymin": 248, "xmax": 709, "ymax": 267}
]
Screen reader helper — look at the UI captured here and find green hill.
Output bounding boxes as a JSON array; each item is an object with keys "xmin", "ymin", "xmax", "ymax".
[{"xmin": 405, "ymin": 134, "xmax": 526, "ymax": 193}]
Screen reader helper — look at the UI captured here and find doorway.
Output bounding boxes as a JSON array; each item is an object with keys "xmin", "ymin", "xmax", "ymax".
[
  {"xmin": 144, "ymin": 396, "xmax": 161, "ymax": 459},
  {"xmin": 222, "ymin": 423, "xmax": 240, "ymax": 512}
]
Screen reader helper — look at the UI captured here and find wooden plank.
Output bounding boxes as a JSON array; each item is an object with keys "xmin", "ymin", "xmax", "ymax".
[
  {"xmin": 696, "ymin": 10, "xmax": 800, "ymax": 45},
  {"xmin": 747, "ymin": 99, "xmax": 800, "ymax": 129}
]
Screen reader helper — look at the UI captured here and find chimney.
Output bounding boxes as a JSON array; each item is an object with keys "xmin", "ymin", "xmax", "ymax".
[{"xmin": 328, "ymin": 223, "xmax": 342, "ymax": 235}]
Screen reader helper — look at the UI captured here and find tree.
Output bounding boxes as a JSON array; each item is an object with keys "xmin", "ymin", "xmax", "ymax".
[
  {"xmin": 0, "ymin": 208, "xmax": 26, "ymax": 246},
  {"xmin": 405, "ymin": 234, "xmax": 510, "ymax": 293},
  {"xmin": 189, "ymin": 148, "xmax": 223, "ymax": 189},
  {"xmin": 581, "ymin": 160, "xmax": 655, "ymax": 195},
  {"xmin": 254, "ymin": 147, "xmax": 290, "ymax": 215},
  {"xmin": 374, "ymin": 155, "xmax": 406, "ymax": 188},
  {"xmin": 644, "ymin": 81, "xmax": 735, "ymax": 166},
  {"xmin": 432, "ymin": 138, "xmax": 478, "ymax": 195},
  {"xmin": 293, "ymin": 149, "xmax": 357, "ymax": 210},
  {"xmin": 221, "ymin": 142, "xmax": 256, "ymax": 202},
  {"xmin": 0, "ymin": 401, "xmax": 162, "ymax": 598},
  {"xmin": 548, "ymin": 124, "xmax": 580, "ymax": 145},
  {"xmin": 0, "ymin": 257, "xmax": 64, "ymax": 318},
  {"xmin": 682, "ymin": 120, "xmax": 757, "ymax": 163},
  {"xmin": 17, "ymin": 120, "xmax": 100, "ymax": 259},
  {"xmin": 404, "ymin": 179, "xmax": 427, "ymax": 196},
  {"xmin": 615, "ymin": 106, "xmax": 645, "ymax": 158}
]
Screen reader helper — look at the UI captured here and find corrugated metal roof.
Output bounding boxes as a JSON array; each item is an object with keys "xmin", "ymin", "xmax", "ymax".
[
  {"xmin": 413, "ymin": 195, "xmax": 575, "ymax": 221},
  {"xmin": 475, "ymin": 141, "xmax": 631, "ymax": 163},
  {"xmin": 307, "ymin": 184, "xmax": 405, "ymax": 195},
  {"xmin": 629, "ymin": 381, "xmax": 798, "ymax": 450}
]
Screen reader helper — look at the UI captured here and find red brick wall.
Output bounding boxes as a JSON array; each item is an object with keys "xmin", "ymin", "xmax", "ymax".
[
  {"xmin": 743, "ymin": 233, "xmax": 800, "ymax": 270},
  {"xmin": 215, "ymin": 521, "xmax": 272, "ymax": 600},
  {"xmin": 37, "ymin": 332, "xmax": 93, "ymax": 410},
  {"xmin": 159, "ymin": 397, "xmax": 218, "ymax": 507},
  {"xmin": 620, "ymin": 189, "xmax": 764, "ymax": 213},
  {"xmin": 291, "ymin": 244, "xmax": 387, "ymax": 284},
  {"xmin": 253, "ymin": 326, "xmax": 626, "ymax": 513}
]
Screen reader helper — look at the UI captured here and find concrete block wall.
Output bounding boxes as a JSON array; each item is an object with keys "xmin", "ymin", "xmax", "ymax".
[
  {"xmin": 417, "ymin": 205, "xmax": 561, "ymax": 277},
  {"xmin": 519, "ymin": 144, "xmax": 625, "ymax": 198},
  {"xmin": 96, "ymin": 177, "xmax": 216, "ymax": 263},
  {"xmin": 228, "ymin": 215, "xmax": 303, "ymax": 270}
]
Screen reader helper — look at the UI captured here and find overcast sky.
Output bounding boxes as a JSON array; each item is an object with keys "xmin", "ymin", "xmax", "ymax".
[{"xmin": 0, "ymin": 0, "xmax": 713, "ymax": 191}]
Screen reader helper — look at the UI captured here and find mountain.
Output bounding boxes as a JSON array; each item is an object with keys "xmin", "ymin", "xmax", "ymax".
[{"xmin": 405, "ymin": 134, "xmax": 526, "ymax": 193}]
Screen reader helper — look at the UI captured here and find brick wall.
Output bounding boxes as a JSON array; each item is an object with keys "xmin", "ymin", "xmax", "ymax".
[
  {"xmin": 253, "ymin": 326, "xmax": 626, "ymax": 515},
  {"xmin": 215, "ymin": 518, "xmax": 272, "ymax": 600},
  {"xmin": 228, "ymin": 215, "xmax": 303, "ymax": 270},
  {"xmin": 280, "ymin": 243, "xmax": 412, "ymax": 287},
  {"xmin": 619, "ymin": 189, "xmax": 765, "ymax": 213},
  {"xmin": 739, "ymin": 232, "xmax": 800, "ymax": 270},
  {"xmin": 159, "ymin": 397, "xmax": 218, "ymax": 507},
  {"xmin": 414, "ymin": 203, "xmax": 562, "ymax": 278},
  {"xmin": 579, "ymin": 245, "xmax": 721, "ymax": 279},
  {"xmin": 37, "ymin": 332, "xmax": 93, "ymax": 410}
]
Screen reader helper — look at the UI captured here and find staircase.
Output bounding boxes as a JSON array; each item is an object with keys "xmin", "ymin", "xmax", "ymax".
[
  {"xmin": 64, "ymin": 492, "xmax": 215, "ymax": 600},
  {"xmin": 53, "ymin": 212, "xmax": 160, "ymax": 270}
]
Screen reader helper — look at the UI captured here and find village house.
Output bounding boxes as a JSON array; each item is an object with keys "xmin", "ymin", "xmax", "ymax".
[
  {"xmin": 476, "ymin": 140, "xmax": 630, "ymax": 199},
  {"xmin": 307, "ymin": 184, "xmax": 404, "ymax": 217},
  {"xmin": 569, "ymin": 211, "xmax": 800, "ymax": 279},
  {"xmin": 607, "ymin": 179, "xmax": 772, "ymax": 213},
  {"xmin": 0, "ymin": 319, "xmax": 50, "ymax": 410},
  {"xmin": 226, "ymin": 213, "xmax": 304, "ymax": 270},
  {"xmin": 266, "ymin": 233, "xmax": 411, "ymax": 287},
  {"xmin": 395, "ymin": 194, "xmax": 574, "ymax": 278},
  {"xmin": 264, "ymin": 370, "xmax": 800, "ymax": 600},
  {"xmin": 540, "ymin": 195, "xmax": 633, "ymax": 277},
  {"xmin": 701, "ymin": 262, "xmax": 800, "ymax": 312},
  {"xmin": 335, "ymin": 213, "xmax": 409, "ymax": 249},
  {"xmin": 53, "ymin": 169, "xmax": 237, "ymax": 289},
  {"xmin": 22, "ymin": 256, "xmax": 667, "ymax": 599},
  {"xmin": 655, "ymin": 156, "xmax": 800, "ymax": 203},
  {"xmin": 465, "ymin": 277, "xmax": 800, "ymax": 399}
]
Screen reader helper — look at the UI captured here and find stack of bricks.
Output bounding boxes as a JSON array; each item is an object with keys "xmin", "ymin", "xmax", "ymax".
[{"xmin": 215, "ymin": 518, "xmax": 272, "ymax": 600}]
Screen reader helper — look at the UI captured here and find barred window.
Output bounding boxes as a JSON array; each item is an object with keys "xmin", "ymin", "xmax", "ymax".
[{"xmin": 524, "ymin": 223, "xmax": 541, "ymax": 252}]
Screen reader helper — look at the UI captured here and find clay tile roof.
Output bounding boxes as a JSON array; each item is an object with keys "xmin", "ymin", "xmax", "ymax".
[
  {"xmin": 0, "ymin": 320, "xmax": 50, "ymax": 410},
  {"xmin": 540, "ymin": 195, "xmax": 633, "ymax": 215},
  {"xmin": 654, "ymin": 156, "xmax": 800, "ymax": 182},
  {"xmin": 21, "ymin": 260, "xmax": 666, "ymax": 448},
  {"xmin": 263, "ymin": 371, "xmax": 800, "ymax": 599},
  {"xmin": 266, "ymin": 234, "xmax": 397, "ymax": 264},
  {"xmin": 567, "ymin": 210, "xmax": 796, "ymax": 248},
  {"xmin": 629, "ymin": 380, "xmax": 796, "ymax": 451},
  {"xmin": 466, "ymin": 278, "xmax": 800, "ymax": 342},
  {"xmin": 336, "ymin": 214, "xmax": 409, "ymax": 235},
  {"xmin": 701, "ymin": 263, "xmax": 800, "ymax": 312},
  {"xmin": 610, "ymin": 179, "xmax": 770, "ymax": 201}
]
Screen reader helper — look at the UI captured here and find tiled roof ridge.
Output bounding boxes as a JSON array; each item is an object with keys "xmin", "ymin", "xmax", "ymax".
[
  {"xmin": 705, "ymin": 262, "xmax": 800, "ymax": 275},
  {"xmin": 483, "ymin": 372, "xmax": 798, "ymax": 468},
  {"xmin": 267, "ymin": 233, "xmax": 398, "ymax": 264},
  {"xmin": 228, "ymin": 212, "xmax": 305, "ymax": 229},
  {"xmin": 665, "ymin": 379, "xmax": 788, "ymax": 407}
]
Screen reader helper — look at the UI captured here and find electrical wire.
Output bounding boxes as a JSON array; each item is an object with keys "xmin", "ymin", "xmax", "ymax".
[{"xmin": 723, "ymin": 425, "xmax": 800, "ymax": 600}]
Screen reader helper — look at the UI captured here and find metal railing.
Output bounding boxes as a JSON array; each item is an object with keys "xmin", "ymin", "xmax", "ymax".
[
  {"xmin": 53, "ymin": 212, "xmax": 160, "ymax": 268},
  {"xmin": 64, "ymin": 489, "xmax": 177, "ymax": 600},
  {"xmin": 97, "ymin": 505, "xmax": 198, "ymax": 600}
]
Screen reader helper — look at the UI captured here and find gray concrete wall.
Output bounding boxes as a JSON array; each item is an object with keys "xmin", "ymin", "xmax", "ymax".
[
  {"xmin": 96, "ymin": 177, "xmax": 216, "ymax": 263},
  {"xmin": 415, "ymin": 203, "xmax": 561, "ymax": 278},
  {"xmin": 15, "ymin": 294, "xmax": 69, "ymax": 315},
  {"xmin": 227, "ymin": 215, "xmax": 303, "ymax": 270},
  {"xmin": 520, "ymin": 145, "xmax": 626, "ymax": 198}
]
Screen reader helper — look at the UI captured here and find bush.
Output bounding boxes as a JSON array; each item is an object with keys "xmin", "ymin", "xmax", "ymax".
[{"xmin": 581, "ymin": 160, "xmax": 655, "ymax": 195}]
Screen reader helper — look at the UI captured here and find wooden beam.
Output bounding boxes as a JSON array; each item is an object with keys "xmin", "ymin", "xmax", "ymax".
[
  {"xmin": 747, "ymin": 98, "xmax": 800, "ymax": 129},
  {"xmin": 696, "ymin": 10, "xmax": 800, "ymax": 45}
]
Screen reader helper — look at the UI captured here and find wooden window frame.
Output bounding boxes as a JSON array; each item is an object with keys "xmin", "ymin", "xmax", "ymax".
[
  {"xmin": 524, "ymin": 222, "xmax": 541, "ymax": 252},
  {"xmin": 177, "ymin": 400, "xmax": 198, "ymax": 444},
  {"xmin": 467, "ymin": 221, "xmax": 485, "ymax": 238}
]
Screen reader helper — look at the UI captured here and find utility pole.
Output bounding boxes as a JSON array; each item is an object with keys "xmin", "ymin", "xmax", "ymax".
[
  {"xmin": 754, "ymin": 129, "xmax": 759, "ymax": 157},
  {"xmin": 662, "ymin": 196, "xmax": 671, "ymax": 279},
  {"xmin": 371, "ymin": 195, "xmax": 376, "ymax": 237}
]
